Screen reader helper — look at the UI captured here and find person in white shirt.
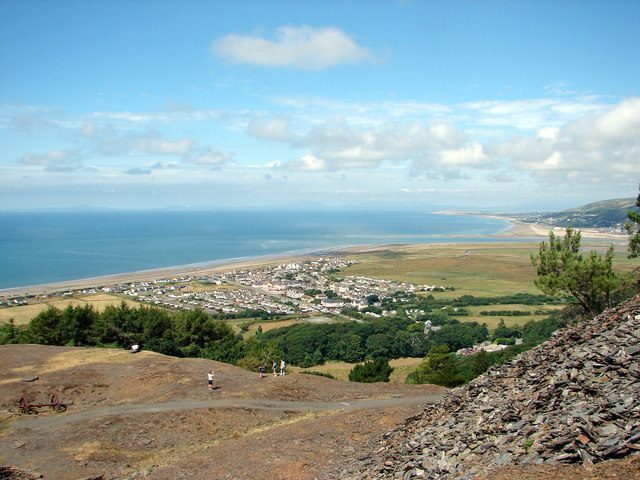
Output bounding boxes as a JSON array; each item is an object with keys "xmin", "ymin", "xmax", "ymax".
[{"xmin": 207, "ymin": 370, "xmax": 215, "ymax": 391}]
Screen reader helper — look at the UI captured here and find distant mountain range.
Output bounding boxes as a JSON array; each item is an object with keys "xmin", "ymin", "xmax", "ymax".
[{"xmin": 507, "ymin": 197, "xmax": 639, "ymax": 230}]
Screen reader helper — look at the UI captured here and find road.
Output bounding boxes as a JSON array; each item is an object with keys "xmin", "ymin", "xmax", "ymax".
[{"xmin": 11, "ymin": 392, "xmax": 445, "ymax": 430}]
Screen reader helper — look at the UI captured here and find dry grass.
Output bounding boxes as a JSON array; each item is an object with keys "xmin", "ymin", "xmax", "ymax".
[
  {"xmin": 247, "ymin": 319, "xmax": 301, "ymax": 334},
  {"xmin": 293, "ymin": 357, "xmax": 423, "ymax": 384},
  {"xmin": 0, "ymin": 348, "xmax": 152, "ymax": 386},
  {"xmin": 0, "ymin": 294, "xmax": 139, "ymax": 325}
]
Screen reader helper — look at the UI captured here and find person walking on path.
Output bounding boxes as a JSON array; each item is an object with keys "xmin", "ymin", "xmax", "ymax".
[
  {"xmin": 258, "ymin": 365, "xmax": 266, "ymax": 378},
  {"xmin": 280, "ymin": 359, "xmax": 286, "ymax": 376},
  {"xmin": 207, "ymin": 370, "xmax": 215, "ymax": 391},
  {"xmin": 272, "ymin": 361, "xmax": 278, "ymax": 377}
]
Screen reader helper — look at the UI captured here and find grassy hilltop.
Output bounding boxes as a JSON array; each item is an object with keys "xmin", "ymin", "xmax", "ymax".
[{"xmin": 513, "ymin": 197, "xmax": 638, "ymax": 229}]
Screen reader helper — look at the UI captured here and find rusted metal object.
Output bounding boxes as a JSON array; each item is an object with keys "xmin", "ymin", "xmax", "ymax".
[{"xmin": 18, "ymin": 394, "xmax": 67, "ymax": 414}]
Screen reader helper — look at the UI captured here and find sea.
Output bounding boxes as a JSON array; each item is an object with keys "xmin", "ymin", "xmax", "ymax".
[{"xmin": 0, "ymin": 210, "xmax": 513, "ymax": 290}]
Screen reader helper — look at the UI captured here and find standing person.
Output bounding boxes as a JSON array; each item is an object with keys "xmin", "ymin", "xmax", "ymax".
[
  {"xmin": 280, "ymin": 359, "xmax": 286, "ymax": 376},
  {"xmin": 207, "ymin": 370, "xmax": 215, "ymax": 391},
  {"xmin": 272, "ymin": 361, "xmax": 278, "ymax": 377},
  {"xmin": 258, "ymin": 365, "xmax": 265, "ymax": 378}
]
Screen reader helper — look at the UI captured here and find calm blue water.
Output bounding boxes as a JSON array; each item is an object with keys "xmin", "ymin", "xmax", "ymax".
[{"xmin": 0, "ymin": 210, "xmax": 511, "ymax": 289}]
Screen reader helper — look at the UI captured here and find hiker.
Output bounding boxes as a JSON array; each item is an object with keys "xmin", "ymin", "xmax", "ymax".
[
  {"xmin": 207, "ymin": 370, "xmax": 215, "ymax": 391},
  {"xmin": 272, "ymin": 361, "xmax": 278, "ymax": 377},
  {"xmin": 280, "ymin": 359, "xmax": 286, "ymax": 376},
  {"xmin": 258, "ymin": 365, "xmax": 266, "ymax": 378}
]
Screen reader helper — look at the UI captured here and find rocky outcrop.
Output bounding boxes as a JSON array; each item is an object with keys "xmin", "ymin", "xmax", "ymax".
[{"xmin": 349, "ymin": 295, "xmax": 640, "ymax": 479}]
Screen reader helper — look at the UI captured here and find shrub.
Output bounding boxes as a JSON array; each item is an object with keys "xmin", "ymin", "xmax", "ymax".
[{"xmin": 348, "ymin": 358, "xmax": 394, "ymax": 383}]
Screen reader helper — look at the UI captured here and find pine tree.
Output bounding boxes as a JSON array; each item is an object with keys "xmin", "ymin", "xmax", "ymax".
[{"xmin": 625, "ymin": 183, "xmax": 640, "ymax": 258}]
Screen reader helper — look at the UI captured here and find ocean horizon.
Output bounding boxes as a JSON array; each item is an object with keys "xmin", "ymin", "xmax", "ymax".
[{"xmin": 0, "ymin": 210, "xmax": 513, "ymax": 290}]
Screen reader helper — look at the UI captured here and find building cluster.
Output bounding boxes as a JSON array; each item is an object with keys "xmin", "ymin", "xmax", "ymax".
[
  {"xmin": 1, "ymin": 256, "xmax": 451, "ymax": 320},
  {"xmin": 456, "ymin": 338, "xmax": 524, "ymax": 356}
]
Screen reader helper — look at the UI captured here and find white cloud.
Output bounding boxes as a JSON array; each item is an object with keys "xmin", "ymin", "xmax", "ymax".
[
  {"xmin": 287, "ymin": 153, "xmax": 327, "ymax": 171},
  {"xmin": 536, "ymin": 127, "xmax": 559, "ymax": 140},
  {"xmin": 182, "ymin": 147, "xmax": 233, "ymax": 167},
  {"xmin": 133, "ymin": 136, "xmax": 193, "ymax": 155},
  {"xmin": 247, "ymin": 117, "xmax": 294, "ymax": 142},
  {"xmin": 92, "ymin": 109, "xmax": 222, "ymax": 123},
  {"xmin": 19, "ymin": 149, "xmax": 81, "ymax": 166},
  {"xmin": 270, "ymin": 117, "xmax": 474, "ymax": 171},
  {"xmin": 94, "ymin": 132, "xmax": 194, "ymax": 156},
  {"xmin": 212, "ymin": 25, "xmax": 374, "ymax": 70},
  {"xmin": 493, "ymin": 97, "xmax": 640, "ymax": 183},
  {"xmin": 17, "ymin": 149, "xmax": 94, "ymax": 173},
  {"xmin": 437, "ymin": 144, "xmax": 491, "ymax": 167}
]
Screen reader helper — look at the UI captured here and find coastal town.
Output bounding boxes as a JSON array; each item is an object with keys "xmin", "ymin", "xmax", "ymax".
[{"xmin": 0, "ymin": 256, "xmax": 451, "ymax": 318}]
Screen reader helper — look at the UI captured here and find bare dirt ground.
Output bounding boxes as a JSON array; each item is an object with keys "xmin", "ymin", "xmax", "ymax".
[
  {"xmin": 0, "ymin": 345, "xmax": 445, "ymax": 480},
  {"xmin": 2, "ymin": 345, "xmax": 638, "ymax": 480}
]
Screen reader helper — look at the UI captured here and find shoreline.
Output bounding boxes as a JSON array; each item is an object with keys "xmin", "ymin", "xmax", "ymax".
[
  {"xmin": 437, "ymin": 210, "xmax": 629, "ymax": 241},
  {"xmin": 1, "ymin": 214, "xmax": 627, "ymax": 298}
]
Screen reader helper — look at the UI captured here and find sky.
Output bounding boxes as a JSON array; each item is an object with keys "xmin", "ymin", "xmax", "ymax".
[{"xmin": 0, "ymin": 0, "xmax": 639, "ymax": 211}]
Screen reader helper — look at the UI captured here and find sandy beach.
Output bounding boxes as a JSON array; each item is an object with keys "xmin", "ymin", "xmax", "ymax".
[{"xmin": 438, "ymin": 210, "xmax": 629, "ymax": 241}]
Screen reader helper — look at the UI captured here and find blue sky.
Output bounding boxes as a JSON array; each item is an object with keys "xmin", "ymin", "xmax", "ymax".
[{"xmin": 1, "ymin": 0, "xmax": 639, "ymax": 211}]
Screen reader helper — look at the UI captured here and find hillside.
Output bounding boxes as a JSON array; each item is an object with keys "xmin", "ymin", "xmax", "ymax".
[
  {"xmin": 0, "ymin": 345, "xmax": 445, "ymax": 480},
  {"xmin": 346, "ymin": 295, "xmax": 640, "ymax": 479},
  {"xmin": 511, "ymin": 197, "xmax": 638, "ymax": 229}
]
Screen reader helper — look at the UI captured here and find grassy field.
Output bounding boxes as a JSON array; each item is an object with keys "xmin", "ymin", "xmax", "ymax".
[
  {"xmin": 293, "ymin": 357, "xmax": 423, "ymax": 383},
  {"xmin": 463, "ymin": 304, "xmax": 561, "ymax": 331},
  {"xmin": 344, "ymin": 241, "xmax": 634, "ymax": 298},
  {"xmin": 0, "ymin": 294, "xmax": 139, "ymax": 325},
  {"xmin": 226, "ymin": 315, "xmax": 339, "ymax": 336},
  {"xmin": 342, "ymin": 241, "xmax": 635, "ymax": 331},
  {"xmin": 344, "ymin": 243, "xmax": 542, "ymax": 297}
]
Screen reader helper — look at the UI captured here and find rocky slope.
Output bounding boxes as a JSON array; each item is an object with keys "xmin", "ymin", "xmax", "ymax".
[{"xmin": 348, "ymin": 295, "xmax": 640, "ymax": 479}]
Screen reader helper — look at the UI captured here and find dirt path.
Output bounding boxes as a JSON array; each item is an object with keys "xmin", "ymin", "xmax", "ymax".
[{"xmin": 11, "ymin": 393, "xmax": 444, "ymax": 430}]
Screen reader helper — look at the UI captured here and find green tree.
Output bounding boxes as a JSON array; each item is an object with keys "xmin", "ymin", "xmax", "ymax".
[
  {"xmin": 0, "ymin": 319, "xmax": 20, "ymax": 344},
  {"xmin": 93, "ymin": 302, "xmax": 140, "ymax": 346},
  {"xmin": 63, "ymin": 304, "xmax": 99, "ymax": 346},
  {"xmin": 236, "ymin": 338, "xmax": 284, "ymax": 371},
  {"xmin": 626, "ymin": 184, "xmax": 640, "ymax": 258},
  {"xmin": 26, "ymin": 306, "xmax": 68, "ymax": 345},
  {"xmin": 408, "ymin": 345, "xmax": 464, "ymax": 387},
  {"xmin": 493, "ymin": 319, "xmax": 519, "ymax": 339},
  {"xmin": 174, "ymin": 308, "xmax": 243, "ymax": 361},
  {"xmin": 348, "ymin": 358, "xmax": 394, "ymax": 383},
  {"xmin": 531, "ymin": 228, "xmax": 633, "ymax": 317},
  {"xmin": 427, "ymin": 321, "xmax": 488, "ymax": 351},
  {"xmin": 365, "ymin": 333, "xmax": 393, "ymax": 358},
  {"xmin": 471, "ymin": 349, "xmax": 491, "ymax": 377}
]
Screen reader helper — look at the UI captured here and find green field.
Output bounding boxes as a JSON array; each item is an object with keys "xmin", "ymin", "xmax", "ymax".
[
  {"xmin": 344, "ymin": 243, "xmax": 542, "ymax": 297},
  {"xmin": 342, "ymin": 241, "xmax": 634, "ymax": 331},
  {"xmin": 463, "ymin": 304, "xmax": 561, "ymax": 331},
  {"xmin": 345, "ymin": 241, "xmax": 634, "ymax": 297}
]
